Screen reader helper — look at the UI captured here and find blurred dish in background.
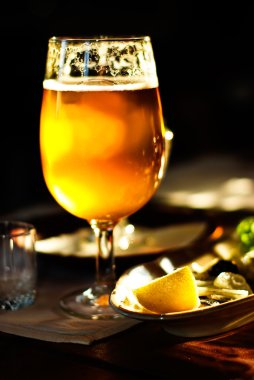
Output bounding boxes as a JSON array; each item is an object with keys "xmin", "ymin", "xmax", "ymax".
[
  {"xmin": 155, "ymin": 154, "xmax": 254, "ymax": 211},
  {"xmin": 35, "ymin": 221, "xmax": 206, "ymax": 258}
]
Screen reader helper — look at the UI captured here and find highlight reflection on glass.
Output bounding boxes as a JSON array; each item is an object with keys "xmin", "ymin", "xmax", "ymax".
[{"xmin": 39, "ymin": 36, "xmax": 170, "ymax": 319}]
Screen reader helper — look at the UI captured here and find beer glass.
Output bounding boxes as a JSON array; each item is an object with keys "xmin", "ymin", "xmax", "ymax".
[{"xmin": 40, "ymin": 36, "xmax": 168, "ymax": 319}]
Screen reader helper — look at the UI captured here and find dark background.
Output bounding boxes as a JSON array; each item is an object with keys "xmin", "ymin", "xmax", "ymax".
[{"xmin": 1, "ymin": 1, "xmax": 254, "ymax": 215}]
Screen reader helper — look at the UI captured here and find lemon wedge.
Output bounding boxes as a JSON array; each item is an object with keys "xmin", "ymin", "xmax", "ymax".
[{"xmin": 133, "ymin": 266, "xmax": 200, "ymax": 314}]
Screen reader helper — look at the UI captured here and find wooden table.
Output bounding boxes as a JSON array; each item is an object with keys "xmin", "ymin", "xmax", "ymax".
[{"xmin": 1, "ymin": 203, "xmax": 254, "ymax": 380}]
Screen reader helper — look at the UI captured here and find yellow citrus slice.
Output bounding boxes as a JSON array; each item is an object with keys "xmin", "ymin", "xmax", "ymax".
[{"xmin": 133, "ymin": 266, "xmax": 200, "ymax": 314}]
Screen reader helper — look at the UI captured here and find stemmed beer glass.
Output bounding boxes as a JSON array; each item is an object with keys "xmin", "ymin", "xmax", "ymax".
[{"xmin": 40, "ymin": 36, "xmax": 168, "ymax": 319}]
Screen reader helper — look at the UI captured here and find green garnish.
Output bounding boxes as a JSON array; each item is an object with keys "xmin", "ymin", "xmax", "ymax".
[{"xmin": 236, "ymin": 216, "xmax": 254, "ymax": 252}]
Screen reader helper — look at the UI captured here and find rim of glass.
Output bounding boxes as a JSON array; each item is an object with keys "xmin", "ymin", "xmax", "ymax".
[
  {"xmin": 0, "ymin": 220, "xmax": 35, "ymax": 238},
  {"xmin": 49, "ymin": 35, "xmax": 151, "ymax": 43}
]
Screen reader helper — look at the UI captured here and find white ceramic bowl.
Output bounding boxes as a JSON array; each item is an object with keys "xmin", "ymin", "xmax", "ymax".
[{"xmin": 110, "ymin": 253, "xmax": 254, "ymax": 338}]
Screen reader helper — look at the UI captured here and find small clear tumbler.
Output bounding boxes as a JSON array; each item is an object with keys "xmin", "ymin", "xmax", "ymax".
[{"xmin": 0, "ymin": 221, "xmax": 37, "ymax": 311}]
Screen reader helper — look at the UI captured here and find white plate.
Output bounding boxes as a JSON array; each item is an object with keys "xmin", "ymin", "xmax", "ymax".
[{"xmin": 35, "ymin": 221, "xmax": 207, "ymax": 258}]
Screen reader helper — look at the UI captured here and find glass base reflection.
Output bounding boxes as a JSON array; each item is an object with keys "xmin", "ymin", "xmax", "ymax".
[{"xmin": 59, "ymin": 284, "xmax": 125, "ymax": 320}]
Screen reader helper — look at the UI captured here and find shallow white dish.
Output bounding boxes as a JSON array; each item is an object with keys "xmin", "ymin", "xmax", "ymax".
[
  {"xmin": 110, "ymin": 252, "xmax": 254, "ymax": 338},
  {"xmin": 35, "ymin": 221, "xmax": 207, "ymax": 258}
]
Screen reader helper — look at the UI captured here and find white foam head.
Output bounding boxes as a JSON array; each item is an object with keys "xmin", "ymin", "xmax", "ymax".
[{"xmin": 44, "ymin": 36, "xmax": 159, "ymax": 90}]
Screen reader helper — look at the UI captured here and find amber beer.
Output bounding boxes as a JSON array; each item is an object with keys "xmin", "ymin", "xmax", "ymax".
[{"xmin": 40, "ymin": 79, "xmax": 165, "ymax": 223}]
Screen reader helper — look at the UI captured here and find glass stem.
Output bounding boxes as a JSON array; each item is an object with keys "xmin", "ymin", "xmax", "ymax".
[{"xmin": 91, "ymin": 222, "xmax": 116, "ymax": 288}]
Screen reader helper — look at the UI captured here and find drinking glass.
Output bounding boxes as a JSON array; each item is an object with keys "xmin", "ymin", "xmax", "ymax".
[
  {"xmin": 0, "ymin": 221, "xmax": 37, "ymax": 311},
  {"xmin": 40, "ymin": 36, "xmax": 169, "ymax": 319}
]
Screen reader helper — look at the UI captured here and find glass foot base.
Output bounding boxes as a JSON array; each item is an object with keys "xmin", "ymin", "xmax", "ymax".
[{"xmin": 59, "ymin": 284, "xmax": 124, "ymax": 320}]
